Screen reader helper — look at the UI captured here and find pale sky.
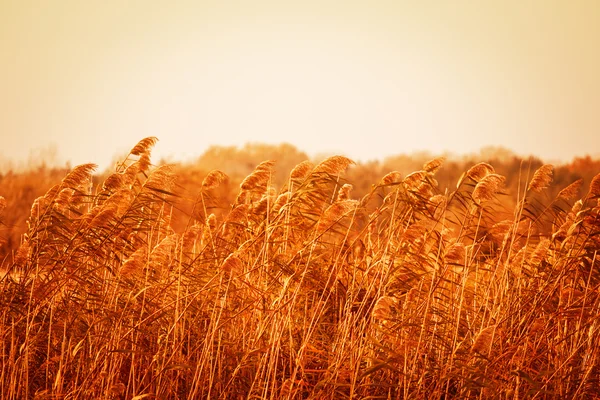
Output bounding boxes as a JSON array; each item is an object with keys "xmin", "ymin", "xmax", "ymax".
[{"xmin": 1, "ymin": 0, "xmax": 599, "ymax": 171}]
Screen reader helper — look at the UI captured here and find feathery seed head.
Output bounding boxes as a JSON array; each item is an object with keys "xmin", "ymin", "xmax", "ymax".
[
  {"xmin": 149, "ymin": 234, "xmax": 178, "ymax": 267},
  {"xmin": 121, "ymin": 247, "xmax": 147, "ymax": 276},
  {"xmin": 423, "ymin": 157, "xmax": 445, "ymax": 174},
  {"xmin": 273, "ymin": 192, "xmax": 291, "ymax": 214},
  {"xmin": 240, "ymin": 160, "xmax": 275, "ymax": 192},
  {"xmin": 89, "ymin": 205, "xmax": 118, "ymax": 229},
  {"xmin": 202, "ymin": 170, "xmax": 228, "ymax": 190},
  {"xmin": 289, "ymin": 160, "xmax": 313, "ymax": 180},
  {"xmin": 530, "ymin": 238, "xmax": 550, "ymax": 266},
  {"xmin": 129, "ymin": 136, "xmax": 158, "ymax": 156},
  {"xmin": 144, "ymin": 165, "xmax": 176, "ymax": 191},
  {"xmin": 313, "ymin": 155, "xmax": 354, "ymax": 175},
  {"xmin": 471, "ymin": 325, "xmax": 496, "ymax": 356},
  {"xmin": 472, "ymin": 174, "xmax": 505, "ymax": 204},
  {"xmin": 318, "ymin": 200, "xmax": 358, "ymax": 233},
  {"xmin": 61, "ymin": 163, "xmax": 97, "ymax": 190},
  {"xmin": 337, "ymin": 184, "xmax": 353, "ymax": 201},
  {"xmin": 403, "ymin": 171, "xmax": 427, "ymax": 191},
  {"xmin": 572, "ymin": 199, "xmax": 583, "ymax": 214},
  {"xmin": 445, "ymin": 242, "xmax": 466, "ymax": 265},
  {"xmin": 138, "ymin": 152, "xmax": 152, "ymax": 173},
  {"xmin": 14, "ymin": 241, "xmax": 31, "ymax": 267},
  {"xmin": 588, "ymin": 173, "xmax": 600, "ymax": 198},
  {"xmin": 381, "ymin": 171, "xmax": 402, "ymax": 185},
  {"xmin": 466, "ymin": 162, "xmax": 495, "ymax": 182},
  {"xmin": 206, "ymin": 213, "xmax": 217, "ymax": 230},
  {"xmin": 372, "ymin": 296, "xmax": 398, "ymax": 321},
  {"xmin": 428, "ymin": 194, "xmax": 447, "ymax": 219},
  {"xmin": 528, "ymin": 164, "xmax": 554, "ymax": 192},
  {"xmin": 557, "ymin": 179, "xmax": 583, "ymax": 201},
  {"xmin": 102, "ymin": 173, "xmax": 124, "ymax": 193},
  {"xmin": 221, "ymin": 254, "xmax": 243, "ymax": 273}
]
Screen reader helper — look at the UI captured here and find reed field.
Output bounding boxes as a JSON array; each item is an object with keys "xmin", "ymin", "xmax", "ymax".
[{"xmin": 1, "ymin": 137, "xmax": 600, "ymax": 399}]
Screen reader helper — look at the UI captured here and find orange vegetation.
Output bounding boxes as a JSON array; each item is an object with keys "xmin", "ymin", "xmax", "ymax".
[{"xmin": 0, "ymin": 138, "xmax": 599, "ymax": 398}]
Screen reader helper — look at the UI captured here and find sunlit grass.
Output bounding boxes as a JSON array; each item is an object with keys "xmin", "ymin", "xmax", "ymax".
[{"xmin": 1, "ymin": 138, "xmax": 599, "ymax": 399}]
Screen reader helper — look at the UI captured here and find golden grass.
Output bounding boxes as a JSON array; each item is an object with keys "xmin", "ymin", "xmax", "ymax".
[{"xmin": 1, "ymin": 137, "xmax": 600, "ymax": 399}]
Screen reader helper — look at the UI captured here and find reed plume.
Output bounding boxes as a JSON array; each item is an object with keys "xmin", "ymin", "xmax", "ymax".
[
  {"xmin": 380, "ymin": 171, "xmax": 402, "ymax": 185},
  {"xmin": 289, "ymin": 160, "xmax": 313, "ymax": 180},
  {"xmin": 336, "ymin": 183, "xmax": 353, "ymax": 201},
  {"xmin": 588, "ymin": 172, "xmax": 600, "ymax": 198},
  {"xmin": 423, "ymin": 156, "xmax": 445, "ymax": 174},
  {"xmin": 202, "ymin": 170, "xmax": 228, "ymax": 190},
  {"xmin": 472, "ymin": 173, "xmax": 505, "ymax": 204},
  {"xmin": 61, "ymin": 163, "xmax": 97, "ymax": 189},
  {"xmin": 240, "ymin": 160, "xmax": 275, "ymax": 191},
  {"xmin": 557, "ymin": 178, "xmax": 583, "ymax": 201},
  {"xmin": 312, "ymin": 155, "xmax": 354, "ymax": 175},
  {"xmin": 528, "ymin": 164, "xmax": 554, "ymax": 192},
  {"xmin": 129, "ymin": 136, "xmax": 159, "ymax": 156},
  {"xmin": 465, "ymin": 162, "xmax": 495, "ymax": 182},
  {"xmin": 471, "ymin": 325, "xmax": 496, "ymax": 356}
]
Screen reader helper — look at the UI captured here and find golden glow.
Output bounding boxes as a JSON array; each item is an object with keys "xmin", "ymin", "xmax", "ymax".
[{"xmin": 1, "ymin": 0, "xmax": 599, "ymax": 170}]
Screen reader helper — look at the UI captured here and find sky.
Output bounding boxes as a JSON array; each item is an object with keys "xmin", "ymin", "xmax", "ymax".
[{"xmin": 1, "ymin": 0, "xmax": 599, "ymax": 171}]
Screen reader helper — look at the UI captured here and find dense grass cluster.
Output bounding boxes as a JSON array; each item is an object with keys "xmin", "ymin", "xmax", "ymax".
[{"xmin": 1, "ymin": 138, "xmax": 599, "ymax": 399}]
